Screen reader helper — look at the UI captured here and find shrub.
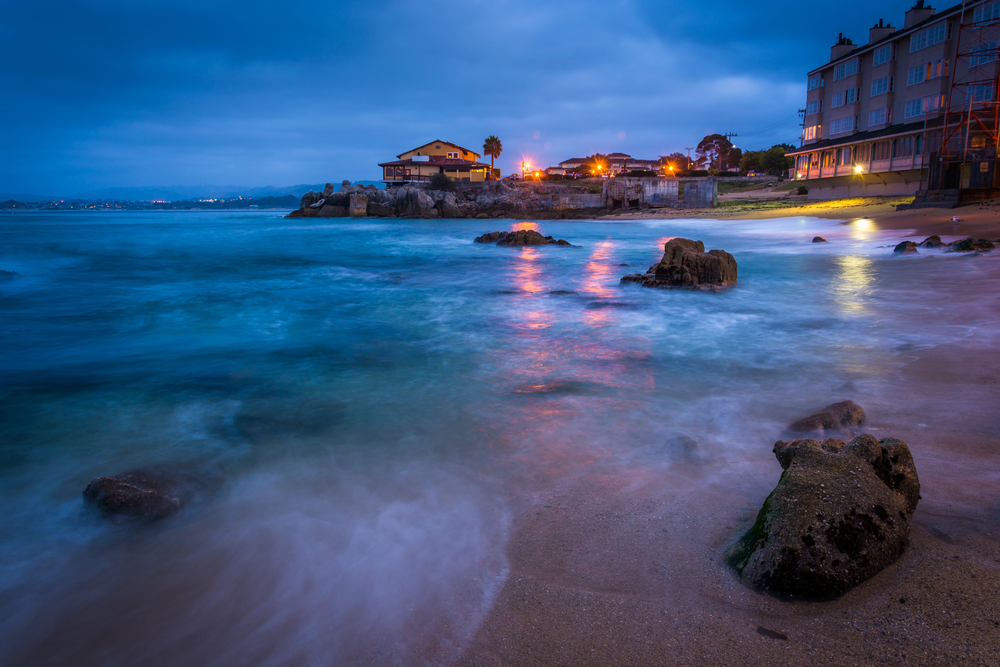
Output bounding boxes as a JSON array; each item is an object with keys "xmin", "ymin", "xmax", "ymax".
[
  {"xmin": 429, "ymin": 172, "xmax": 454, "ymax": 191},
  {"xmin": 797, "ymin": 185, "xmax": 808, "ymax": 195}
]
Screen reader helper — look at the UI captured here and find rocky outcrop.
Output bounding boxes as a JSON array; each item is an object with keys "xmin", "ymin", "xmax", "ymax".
[
  {"xmin": 83, "ymin": 466, "xmax": 218, "ymax": 520},
  {"xmin": 812, "ymin": 236, "xmax": 827, "ymax": 243},
  {"xmin": 620, "ymin": 238, "xmax": 737, "ymax": 289},
  {"xmin": 316, "ymin": 204, "xmax": 347, "ymax": 218},
  {"xmin": 950, "ymin": 237, "xmax": 995, "ymax": 252},
  {"xmin": 781, "ymin": 400, "xmax": 865, "ymax": 440},
  {"xmin": 349, "ymin": 193, "xmax": 368, "ymax": 217},
  {"xmin": 893, "ymin": 241, "xmax": 918, "ymax": 254},
  {"xmin": 726, "ymin": 434, "xmax": 920, "ymax": 599},
  {"xmin": 920, "ymin": 235, "xmax": 943, "ymax": 248},
  {"xmin": 475, "ymin": 230, "xmax": 571, "ymax": 246}
]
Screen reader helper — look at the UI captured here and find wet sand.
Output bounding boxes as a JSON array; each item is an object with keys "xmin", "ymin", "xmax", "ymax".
[
  {"xmin": 603, "ymin": 195, "xmax": 1000, "ymax": 242},
  {"xmin": 455, "ymin": 207, "xmax": 1000, "ymax": 667}
]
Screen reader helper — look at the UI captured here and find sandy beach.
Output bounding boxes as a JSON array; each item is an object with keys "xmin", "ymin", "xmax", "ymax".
[{"xmin": 453, "ymin": 203, "xmax": 1000, "ymax": 667}]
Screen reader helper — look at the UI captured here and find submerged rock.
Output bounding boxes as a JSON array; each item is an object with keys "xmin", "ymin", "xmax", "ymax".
[
  {"xmin": 83, "ymin": 466, "xmax": 219, "ymax": 520},
  {"xmin": 781, "ymin": 400, "xmax": 865, "ymax": 440},
  {"xmin": 920, "ymin": 235, "xmax": 943, "ymax": 248},
  {"xmin": 950, "ymin": 237, "xmax": 995, "ymax": 252},
  {"xmin": 726, "ymin": 434, "xmax": 920, "ymax": 599},
  {"xmin": 893, "ymin": 241, "xmax": 919, "ymax": 254},
  {"xmin": 474, "ymin": 230, "xmax": 571, "ymax": 246},
  {"xmin": 620, "ymin": 237, "xmax": 737, "ymax": 289},
  {"xmin": 812, "ymin": 236, "xmax": 827, "ymax": 243}
]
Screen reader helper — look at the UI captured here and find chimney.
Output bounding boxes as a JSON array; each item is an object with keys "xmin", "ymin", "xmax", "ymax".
[
  {"xmin": 869, "ymin": 18, "xmax": 896, "ymax": 45},
  {"xmin": 904, "ymin": 1, "xmax": 935, "ymax": 29},
  {"xmin": 831, "ymin": 33, "xmax": 856, "ymax": 61}
]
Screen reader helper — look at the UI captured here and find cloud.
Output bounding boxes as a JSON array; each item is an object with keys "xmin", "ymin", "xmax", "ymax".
[{"xmin": 0, "ymin": 0, "xmax": 878, "ymax": 193}]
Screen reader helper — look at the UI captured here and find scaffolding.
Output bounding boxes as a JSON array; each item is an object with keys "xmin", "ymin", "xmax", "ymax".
[{"xmin": 922, "ymin": 0, "xmax": 1000, "ymax": 197}]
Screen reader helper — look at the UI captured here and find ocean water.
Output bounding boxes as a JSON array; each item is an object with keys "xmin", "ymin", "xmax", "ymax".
[{"xmin": 0, "ymin": 211, "xmax": 997, "ymax": 665}]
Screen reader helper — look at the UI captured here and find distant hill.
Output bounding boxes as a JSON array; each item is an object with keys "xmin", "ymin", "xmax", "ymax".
[
  {"xmin": 0, "ymin": 192, "xmax": 62, "ymax": 203},
  {"xmin": 68, "ymin": 181, "xmax": 384, "ymax": 202}
]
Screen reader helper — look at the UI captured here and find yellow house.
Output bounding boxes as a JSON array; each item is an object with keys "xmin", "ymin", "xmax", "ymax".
[{"xmin": 379, "ymin": 140, "xmax": 495, "ymax": 183}]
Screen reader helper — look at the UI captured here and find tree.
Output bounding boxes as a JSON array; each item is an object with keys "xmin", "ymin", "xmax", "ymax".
[
  {"xmin": 740, "ymin": 151, "xmax": 763, "ymax": 173},
  {"xmin": 483, "ymin": 136, "xmax": 502, "ymax": 180},
  {"xmin": 696, "ymin": 134, "xmax": 734, "ymax": 173},
  {"xmin": 660, "ymin": 152, "xmax": 690, "ymax": 171},
  {"xmin": 761, "ymin": 143, "xmax": 795, "ymax": 175}
]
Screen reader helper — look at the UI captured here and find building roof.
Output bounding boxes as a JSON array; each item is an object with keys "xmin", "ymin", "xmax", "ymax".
[
  {"xmin": 786, "ymin": 120, "xmax": 926, "ymax": 155},
  {"xmin": 558, "ymin": 157, "xmax": 592, "ymax": 165},
  {"xmin": 396, "ymin": 140, "xmax": 481, "ymax": 159},
  {"xmin": 378, "ymin": 157, "xmax": 492, "ymax": 168},
  {"xmin": 606, "ymin": 153, "xmax": 631, "ymax": 158},
  {"xmin": 810, "ymin": 2, "xmax": 964, "ymax": 75}
]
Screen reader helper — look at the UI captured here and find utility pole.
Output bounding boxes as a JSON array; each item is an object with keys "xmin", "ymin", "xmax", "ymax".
[
  {"xmin": 797, "ymin": 109, "xmax": 806, "ymax": 147},
  {"xmin": 684, "ymin": 147, "xmax": 693, "ymax": 170}
]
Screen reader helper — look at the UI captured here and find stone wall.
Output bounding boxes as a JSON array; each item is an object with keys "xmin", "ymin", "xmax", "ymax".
[
  {"xmin": 603, "ymin": 177, "xmax": 679, "ymax": 209},
  {"xmin": 681, "ymin": 178, "xmax": 718, "ymax": 208}
]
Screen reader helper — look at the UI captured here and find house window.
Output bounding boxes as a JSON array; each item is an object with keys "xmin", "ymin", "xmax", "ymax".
[
  {"xmin": 873, "ymin": 140, "xmax": 892, "ymax": 161},
  {"xmin": 837, "ymin": 147, "xmax": 853, "ymax": 165},
  {"xmin": 904, "ymin": 94, "xmax": 944, "ymax": 118},
  {"xmin": 893, "ymin": 136, "xmax": 915, "ymax": 158},
  {"xmin": 869, "ymin": 106, "xmax": 891, "ymax": 126},
  {"xmin": 855, "ymin": 143, "xmax": 870, "ymax": 163},
  {"xmin": 808, "ymin": 74, "xmax": 823, "ymax": 90},
  {"xmin": 908, "ymin": 58, "xmax": 947, "ymax": 85},
  {"xmin": 803, "ymin": 124, "xmax": 820, "ymax": 141},
  {"xmin": 871, "ymin": 76, "xmax": 893, "ymax": 96},
  {"xmin": 807, "ymin": 99, "xmax": 823, "ymax": 115},
  {"xmin": 910, "ymin": 22, "xmax": 948, "ymax": 53},
  {"xmin": 974, "ymin": 0, "xmax": 1000, "ymax": 23},
  {"xmin": 446, "ymin": 152, "xmax": 460, "ymax": 159},
  {"xmin": 971, "ymin": 83, "xmax": 995, "ymax": 102},
  {"xmin": 873, "ymin": 44, "xmax": 894, "ymax": 66},
  {"xmin": 832, "ymin": 88, "xmax": 859, "ymax": 108},
  {"xmin": 830, "ymin": 116, "xmax": 856, "ymax": 134},
  {"xmin": 971, "ymin": 42, "xmax": 997, "ymax": 65},
  {"xmin": 833, "ymin": 59, "xmax": 858, "ymax": 81},
  {"xmin": 435, "ymin": 145, "xmax": 442, "ymax": 149}
]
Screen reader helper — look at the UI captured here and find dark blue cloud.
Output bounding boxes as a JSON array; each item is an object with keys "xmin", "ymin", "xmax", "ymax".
[{"xmin": 0, "ymin": 0, "xmax": 907, "ymax": 193}]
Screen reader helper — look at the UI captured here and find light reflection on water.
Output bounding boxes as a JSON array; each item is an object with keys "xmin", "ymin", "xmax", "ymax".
[{"xmin": 0, "ymin": 211, "xmax": 995, "ymax": 665}]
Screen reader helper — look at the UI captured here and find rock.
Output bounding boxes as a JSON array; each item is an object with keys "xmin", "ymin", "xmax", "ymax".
[
  {"xmin": 812, "ymin": 236, "xmax": 827, "ymax": 243},
  {"xmin": 301, "ymin": 207, "xmax": 319, "ymax": 218},
  {"xmin": 950, "ymin": 237, "xmax": 995, "ymax": 252},
  {"xmin": 664, "ymin": 434, "xmax": 703, "ymax": 463},
  {"xmin": 476, "ymin": 212, "xmax": 489, "ymax": 219},
  {"xmin": 474, "ymin": 230, "xmax": 571, "ymax": 246},
  {"xmin": 781, "ymin": 400, "xmax": 866, "ymax": 440},
  {"xmin": 349, "ymin": 193, "xmax": 368, "ymax": 217},
  {"xmin": 300, "ymin": 191, "xmax": 323, "ymax": 209},
  {"xmin": 287, "ymin": 209, "xmax": 305, "ymax": 218},
  {"xmin": 620, "ymin": 238, "xmax": 737, "ymax": 289},
  {"xmin": 322, "ymin": 183, "xmax": 335, "ymax": 197},
  {"xmin": 893, "ymin": 241, "xmax": 919, "ymax": 254},
  {"xmin": 0, "ymin": 270, "xmax": 18, "ymax": 281},
  {"xmin": 368, "ymin": 202, "xmax": 395, "ymax": 217},
  {"xmin": 441, "ymin": 202, "xmax": 461, "ymax": 218},
  {"xmin": 920, "ymin": 234, "xmax": 943, "ymax": 247},
  {"xmin": 726, "ymin": 434, "xmax": 920, "ymax": 599},
  {"xmin": 316, "ymin": 204, "xmax": 347, "ymax": 218},
  {"xmin": 83, "ymin": 466, "xmax": 218, "ymax": 520}
]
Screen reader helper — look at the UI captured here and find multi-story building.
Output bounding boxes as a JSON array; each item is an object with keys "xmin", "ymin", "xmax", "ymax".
[{"xmin": 788, "ymin": 0, "xmax": 1000, "ymax": 198}]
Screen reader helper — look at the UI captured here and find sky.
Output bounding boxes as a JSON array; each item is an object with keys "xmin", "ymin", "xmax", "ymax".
[{"xmin": 0, "ymin": 0, "xmax": 922, "ymax": 195}]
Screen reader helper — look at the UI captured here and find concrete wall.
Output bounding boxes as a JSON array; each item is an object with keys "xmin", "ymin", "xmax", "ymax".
[
  {"xmin": 681, "ymin": 178, "xmax": 718, "ymax": 208},
  {"xmin": 604, "ymin": 177, "xmax": 679, "ymax": 208},
  {"xmin": 802, "ymin": 170, "xmax": 921, "ymax": 199},
  {"xmin": 553, "ymin": 193, "xmax": 605, "ymax": 209}
]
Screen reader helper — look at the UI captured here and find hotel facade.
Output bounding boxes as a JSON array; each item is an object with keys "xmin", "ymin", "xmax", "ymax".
[{"xmin": 788, "ymin": 0, "xmax": 1000, "ymax": 199}]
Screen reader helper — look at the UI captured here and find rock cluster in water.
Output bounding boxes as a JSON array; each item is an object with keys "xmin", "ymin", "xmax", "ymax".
[
  {"xmin": 895, "ymin": 235, "xmax": 997, "ymax": 254},
  {"xmin": 726, "ymin": 433, "xmax": 920, "ymax": 599},
  {"xmin": 620, "ymin": 238, "xmax": 737, "ymax": 289},
  {"xmin": 288, "ymin": 180, "xmax": 595, "ymax": 219},
  {"xmin": 474, "ymin": 230, "xmax": 571, "ymax": 246}
]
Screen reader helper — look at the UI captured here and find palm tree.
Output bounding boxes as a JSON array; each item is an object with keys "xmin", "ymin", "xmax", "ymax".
[{"xmin": 483, "ymin": 135, "xmax": 502, "ymax": 180}]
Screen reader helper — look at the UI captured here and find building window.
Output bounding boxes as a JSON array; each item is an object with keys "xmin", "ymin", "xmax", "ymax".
[
  {"xmin": 910, "ymin": 22, "xmax": 948, "ymax": 53},
  {"xmin": 822, "ymin": 151, "xmax": 836, "ymax": 168},
  {"xmin": 832, "ymin": 88, "xmax": 859, "ymax": 108},
  {"xmin": 871, "ymin": 76, "xmax": 893, "ymax": 96},
  {"xmin": 908, "ymin": 58, "xmax": 947, "ymax": 85},
  {"xmin": 974, "ymin": 0, "xmax": 1000, "ymax": 23},
  {"xmin": 837, "ymin": 147, "xmax": 853, "ymax": 165},
  {"xmin": 810, "ymin": 152, "xmax": 820, "ymax": 168},
  {"xmin": 971, "ymin": 83, "xmax": 995, "ymax": 102},
  {"xmin": 808, "ymin": 74, "xmax": 823, "ymax": 90},
  {"xmin": 803, "ymin": 124, "xmax": 821, "ymax": 141},
  {"xmin": 893, "ymin": 136, "xmax": 915, "ymax": 158},
  {"xmin": 873, "ymin": 44, "xmax": 894, "ymax": 66},
  {"xmin": 446, "ymin": 152, "xmax": 460, "ymax": 159},
  {"xmin": 869, "ymin": 106, "xmax": 891, "ymax": 126},
  {"xmin": 833, "ymin": 59, "xmax": 859, "ymax": 81},
  {"xmin": 855, "ymin": 143, "xmax": 870, "ymax": 164},
  {"xmin": 905, "ymin": 94, "xmax": 944, "ymax": 118},
  {"xmin": 807, "ymin": 99, "xmax": 823, "ymax": 115},
  {"xmin": 971, "ymin": 42, "xmax": 997, "ymax": 65},
  {"xmin": 873, "ymin": 140, "xmax": 892, "ymax": 161},
  {"xmin": 830, "ymin": 116, "xmax": 856, "ymax": 134}
]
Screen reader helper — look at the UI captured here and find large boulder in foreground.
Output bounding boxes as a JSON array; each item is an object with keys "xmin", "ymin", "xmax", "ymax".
[
  {"xmin": 620, "ymin": 238, "xmax": 737, "ymax": 289},
  {"xmin": 726, "ymin": 434, "xmax": 920, "ymax": 599},
  {"xmin": 781, "ymin": 399, "xmax": 865, "ymax": 440},
  {"xmin": 83, "ymin": 466, "xmax": 217, "ymax": 520},
  {"xmin": 474, "ymin": 230, "xmax": 571, "ymax": 246}
]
